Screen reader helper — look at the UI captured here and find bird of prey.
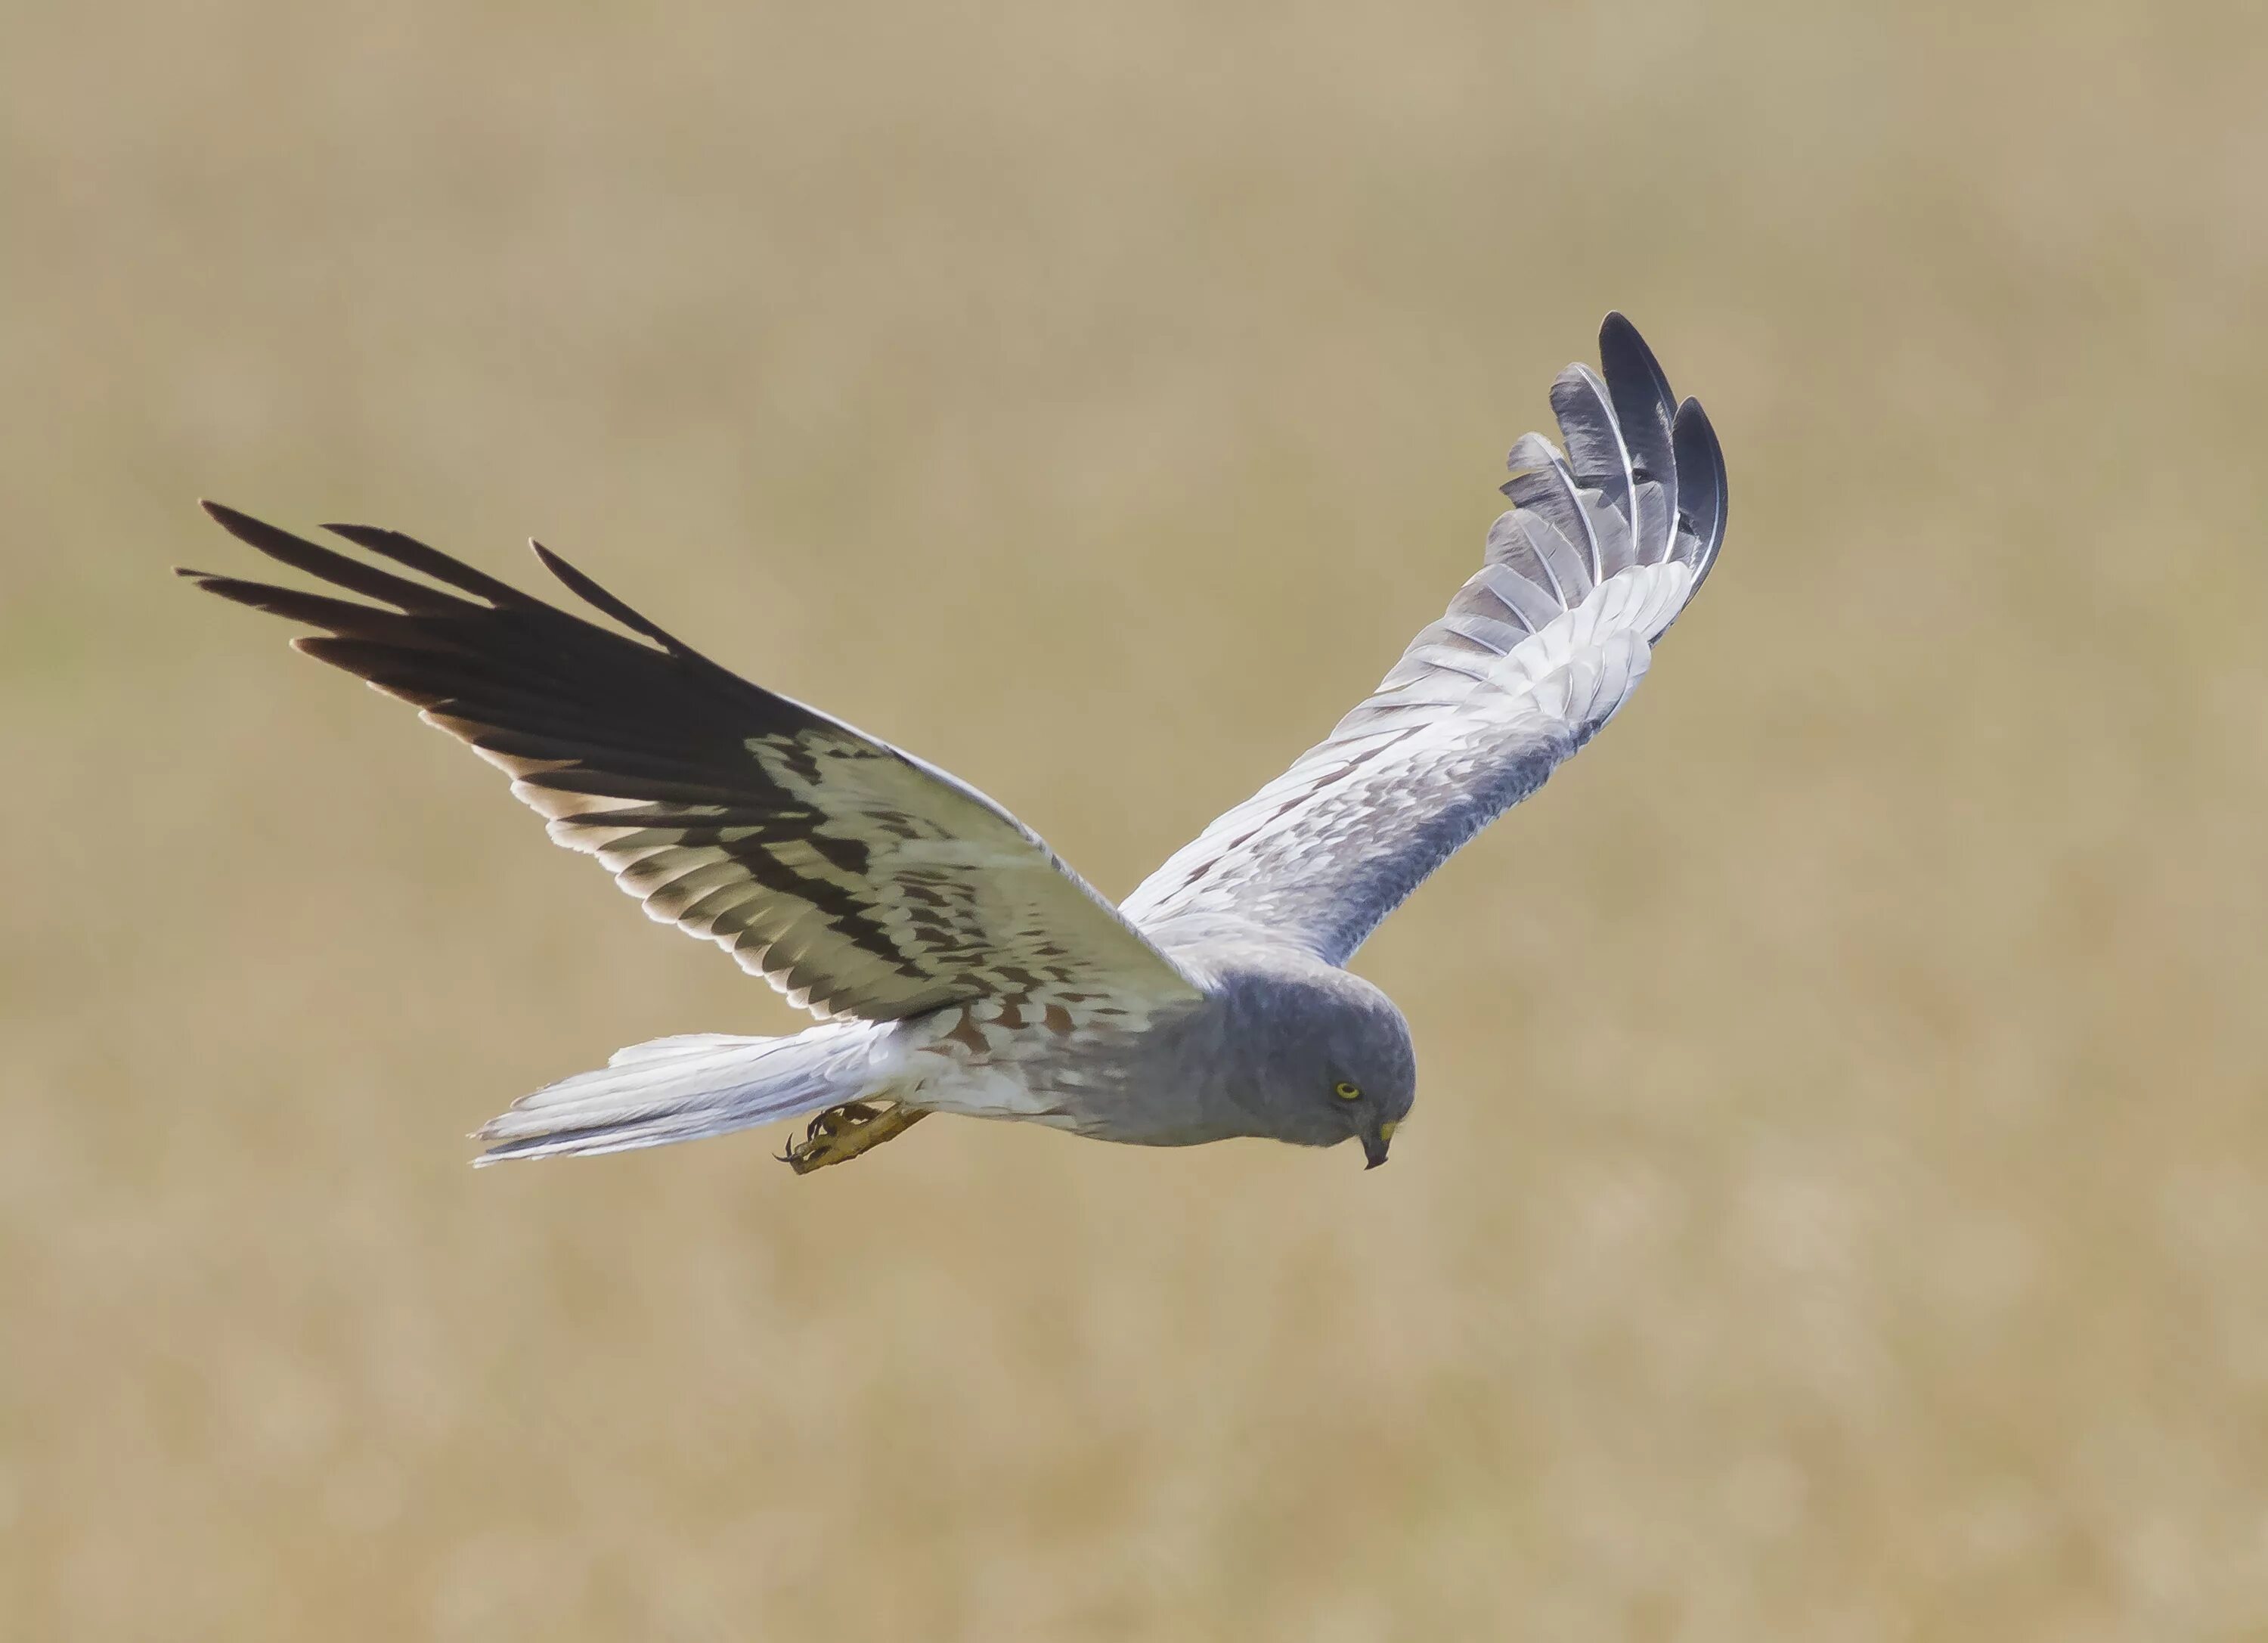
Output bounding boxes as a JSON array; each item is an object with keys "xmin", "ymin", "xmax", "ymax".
[{"xmin": 181, "ymin": 315, "xmax": 1725, "ymax": 1175}]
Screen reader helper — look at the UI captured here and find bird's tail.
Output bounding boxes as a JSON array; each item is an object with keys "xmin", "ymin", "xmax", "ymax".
[{"xmin": 472, "ymin": 1022, "xmax": 895, "ymax": 1164}]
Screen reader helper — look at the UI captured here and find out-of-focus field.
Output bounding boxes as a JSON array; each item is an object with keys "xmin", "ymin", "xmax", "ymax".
[{"xmin": 5, "ymin": 3, "xmax": 2266, "ymax": 1638}]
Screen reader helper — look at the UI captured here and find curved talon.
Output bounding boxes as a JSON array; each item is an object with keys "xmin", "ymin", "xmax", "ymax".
[{"xmin": 779, "ymin": 1099, "xmax": 929, "ymax": 1174}]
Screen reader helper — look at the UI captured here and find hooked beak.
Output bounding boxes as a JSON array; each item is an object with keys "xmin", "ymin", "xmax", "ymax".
[{"xmin": 1362, "ymin": 1118, "xmax": 1398, "ymax": 1170}]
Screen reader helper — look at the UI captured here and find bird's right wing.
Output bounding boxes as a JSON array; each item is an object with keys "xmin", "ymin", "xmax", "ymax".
[
  {"xmin": 1123, "ymin": 315, "xmax": 1727, "ymax": 966},
  {"xmin": 183, "ymin": 509, "xmax": 1201, "ymax": 1025}
]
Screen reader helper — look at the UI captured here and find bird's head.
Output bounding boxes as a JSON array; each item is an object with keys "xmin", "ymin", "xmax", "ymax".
[
  {"xmin": 1318, "ymin": 979, "xmax": 1418, "ymax": 1169},
  {"xmin": 1218, "ymin": 959, "xmax": 1415, "ymax": 1167}
]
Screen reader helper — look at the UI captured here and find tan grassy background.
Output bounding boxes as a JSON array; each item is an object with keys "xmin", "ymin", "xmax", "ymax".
[{"xmin": 5, "ymin": 2, "xmax": 2266, "ymax": 1638}]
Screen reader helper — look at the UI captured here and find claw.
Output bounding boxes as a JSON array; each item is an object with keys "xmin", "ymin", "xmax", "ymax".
[{"xmin": 779, "ymin": 1100, "xmax": 928, "ymax": 1174}]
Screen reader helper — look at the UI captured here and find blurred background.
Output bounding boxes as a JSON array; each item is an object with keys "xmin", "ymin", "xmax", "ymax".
[{"xmin": 5, "ymin": 2, "xmax": 2266, "ymax": 1638}]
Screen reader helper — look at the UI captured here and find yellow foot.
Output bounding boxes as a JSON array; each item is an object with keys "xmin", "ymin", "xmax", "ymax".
[{"xmin": 777, "ymin": 1100, "xmax": 929, "ymax": 1174}]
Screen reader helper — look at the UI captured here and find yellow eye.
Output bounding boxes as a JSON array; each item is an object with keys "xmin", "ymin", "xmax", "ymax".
[{"xmin": 1334, "ymin": 1081, "xmax": 1362, "ymax": 1101}]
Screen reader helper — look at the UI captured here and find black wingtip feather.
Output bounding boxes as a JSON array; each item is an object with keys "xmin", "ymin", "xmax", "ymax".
[
  {"xmin": 1588, "ymin": 314, "xmax": 1684, "ymax": 567},
  {"xmin": 200, "ymin": 499, "xmax": 295, "ymax": 556},
  {"xmin": 195, "ymin": 502, "xmax": 472, "ymax": 614},
  {"xmin": 1597, "ymin": 315, "xmax": 1677, "ymax": 430},
  {"xmin": 1671, "ymin": 395, "xmax": 1729, "ymax": 592},
  {"xmin": 321, "ymin": 522, "xmax": 535, "ymax": 608},
  {"xmin": 529, "ymin": 539, "xmax": 698, "ymax": 656},
  {"xmin": 184, "ymin": 569, "xmax": 417, "ymax": 634},
  {"xmin": 186, "ymin": 502, "xmax": 846, "ymax": 787},
  {"xmin": 201, "ymin": 503, "xmax": 358, "ymax": 584},
  {"xmin": 194, "ymin": 502, "xmax": 750, "ymax": 692}
]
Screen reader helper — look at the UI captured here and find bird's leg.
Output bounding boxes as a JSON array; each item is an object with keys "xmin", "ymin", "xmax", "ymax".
[{"xmin": 777, "ymin": 1101, "xmax": 930, "ymax": 1174}]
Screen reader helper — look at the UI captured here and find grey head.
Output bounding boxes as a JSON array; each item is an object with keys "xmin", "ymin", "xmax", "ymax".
[{"xmin": 1189, "ymin": 942, "xmax": 1418, "ymax": 1167}]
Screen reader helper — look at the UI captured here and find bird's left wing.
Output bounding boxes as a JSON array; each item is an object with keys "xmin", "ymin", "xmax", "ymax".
[
  {"xmin": 1123, "ymin": 315, "xmax": 1727, "ymax": 966},
  {"xmin": 183, "ymin": 507, "xmax": 1201, "ymax": 1024}
]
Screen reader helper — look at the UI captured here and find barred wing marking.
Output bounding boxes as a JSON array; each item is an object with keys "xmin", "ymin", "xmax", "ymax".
[
  {"xmin": 1123, "ymin": 315, "xmax": 1727, "ymax": 965},
  {"xmin": 182, "ymin": 508, "xmax": 1201, "ymax": 1023}
]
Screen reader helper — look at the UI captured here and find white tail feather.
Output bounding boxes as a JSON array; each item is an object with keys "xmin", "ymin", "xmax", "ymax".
[{"xmin": 473, "ymin": 1022, "xmax": 895, "ymax": 1164}]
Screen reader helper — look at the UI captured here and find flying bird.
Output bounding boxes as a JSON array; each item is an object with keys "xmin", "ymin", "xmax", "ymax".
[{"xmin": 181, "ymin": 315, "xmax": 1726, "ymax": 1175}]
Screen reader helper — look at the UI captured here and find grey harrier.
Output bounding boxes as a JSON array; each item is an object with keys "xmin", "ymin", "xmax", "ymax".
[{"xmin": 181, "ymin": 314, "xmax": 1726, "ymax": 1174}]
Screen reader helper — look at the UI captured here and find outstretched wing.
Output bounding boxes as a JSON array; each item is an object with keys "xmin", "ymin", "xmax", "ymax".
[
  {"xmin": 183, "ymin": 507, "xmax": 1201, "ymax": 1023},
  {"xmin": 1123, "ymin": 314, "xmax": 1727, "ymax": 966}
]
